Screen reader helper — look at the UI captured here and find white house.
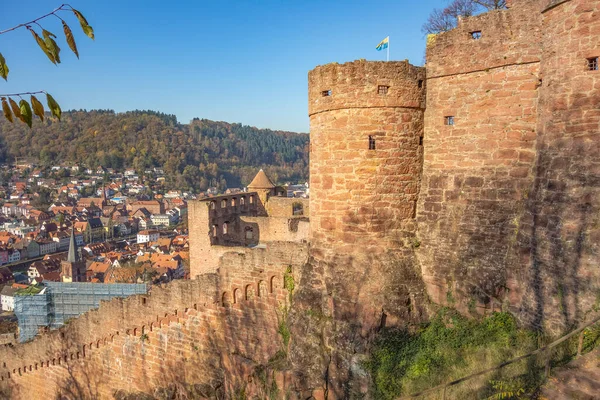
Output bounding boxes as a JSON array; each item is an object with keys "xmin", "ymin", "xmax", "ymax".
[
  {"xmin": 27, "ymin": 264, "xmax": 50, "ymax": 281},
  {"xmin": 137, "ymin": 230, "xmax": 159, "ymax": 244},
  {"xmin": 37, "ymin": 240, "xmax": 58, "ymax": 256},
  {"xmin": 0, "ymin": 286, "xmax": 17, "ymax": 312},
  {"xmin": 151, "ymin": 214, "xmax": 171, "ymax": 227},
  {"xmin": 51, "ymin": 231, "xmax": 71, "ymax": 251},
  {"xmin": 2, "ymin": 203, "xmax": 16, "ymax": 216},
  {"xmin": 164, "ymin": 190, "xmax": 182, "ymax": 199},
  {"xmin": 138, "ymin": 218, "xmax": 153, "ymax": 230}
]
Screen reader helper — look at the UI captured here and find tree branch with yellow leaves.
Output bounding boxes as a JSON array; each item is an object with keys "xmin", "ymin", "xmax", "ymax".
[{"xmin": 0, "ymin": 4, "xmax": 94, "ymax": 127}]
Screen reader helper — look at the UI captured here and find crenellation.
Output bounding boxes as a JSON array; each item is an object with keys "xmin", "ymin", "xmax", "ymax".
[{"xmin": 2, "ymin": 0, "xmax": 600, "ymax": 398}]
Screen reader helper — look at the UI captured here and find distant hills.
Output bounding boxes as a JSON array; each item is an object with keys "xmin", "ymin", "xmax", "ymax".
[{"xmin": 0, "ymin": 110, "xmax": 309, "ymax": 192}]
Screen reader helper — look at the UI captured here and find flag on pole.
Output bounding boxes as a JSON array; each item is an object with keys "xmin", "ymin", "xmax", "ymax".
[{"xmin": 376, "ymin": 36, "xmax": 389, "ymax": 51}]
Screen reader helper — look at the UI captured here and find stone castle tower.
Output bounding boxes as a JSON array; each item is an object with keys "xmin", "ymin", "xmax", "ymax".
[
  {"xmin": 308, "ymin": 61, "xmax": 426, "ymax": 260},
  {"xmin": 306, "ymin": 61, "xmax": 429, "ymax": 338},
  {"xmin": 1, "ymin": 1, "xmax": 599, "ymax": 399},
  {"xmin": 304, "ymin": 0, "xmax": 600, "ymax": 334}
]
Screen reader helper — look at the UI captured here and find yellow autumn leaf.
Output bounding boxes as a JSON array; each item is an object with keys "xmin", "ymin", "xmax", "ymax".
[{"xmin": 1, "ymin": 98, "xmax": 13, "ymax": 122}]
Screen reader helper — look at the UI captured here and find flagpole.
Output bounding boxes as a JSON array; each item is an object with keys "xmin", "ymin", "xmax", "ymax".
[{"xmin": 387, "ymin": 36, "xmax": 390, "ymax": 62}]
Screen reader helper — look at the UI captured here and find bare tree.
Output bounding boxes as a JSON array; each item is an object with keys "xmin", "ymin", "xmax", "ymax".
[
  {"xmin": 473, "ymin": 0, "xmax": 507, "ymax": 9},
  {"xmin": 446, "ymin": 0, "xmax": 478, "ymax": 18},
  {"xmin": 422, "ymin": 8, "xmax": 456, "ymax": 35},
  {"xmin": 422, "ymin": 0, "xmax": 507, "ymax": 35}
]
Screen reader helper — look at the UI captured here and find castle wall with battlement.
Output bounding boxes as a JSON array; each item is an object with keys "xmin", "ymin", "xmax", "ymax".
[
  {"xmin": 0, "ymin": 253, "xmax": 312, "ymax": 399},
  {"xmin": 2, "ymin": 0, "xmax": 599, "ymax": 397},
  {"xmin": 417, "ymin": 0, "xmax": 545, "ymax": 315},
  {"xmin": 189, "ymin": 193, "xmax": 309, "ymax": 278},
  {"xmin": 417, "ymin": 0, "xmax": 600, "ymax": 331}
]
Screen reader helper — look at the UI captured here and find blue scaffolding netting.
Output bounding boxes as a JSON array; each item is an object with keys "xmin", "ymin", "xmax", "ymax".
[{"xmin": 14, "ymin": 282, "xmax": 147, "ymax": 342}]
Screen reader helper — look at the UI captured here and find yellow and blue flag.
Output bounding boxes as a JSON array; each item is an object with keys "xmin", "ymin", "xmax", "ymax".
[{"xmin": 376, "ymin": 36, "xmax": 389, "ymax": 51}]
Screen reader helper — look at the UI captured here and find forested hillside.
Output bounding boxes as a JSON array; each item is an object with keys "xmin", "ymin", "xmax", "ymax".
[{"xmin": 0, "ymin": 110, "xmax": 309, "ymax": 192}]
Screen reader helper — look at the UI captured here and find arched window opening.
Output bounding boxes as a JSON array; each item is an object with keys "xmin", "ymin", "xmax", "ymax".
[
  {"xmin": 258, "ymin": 281, "xmax": 268, "ymax": 297},
  {"xmin": 231, "ymin": 198, "xmax": 237, "ymax": 207},
  {"xmin": 270, "ymin": 276, "xmax": 277, "ymax": 293},
  {"xmin": 292, "ymin": 202, "xmax": 304, "ymax": 216},
  {"xmin": 233, "ymin": 288, "xmax": 241, "ymax": 304},
  {"xmin": 222, "ymin": 292, "xmax": 231, "ymax": 307},
  {"xmin": 249, "ymin": 195, "xmax": 254, "ymax": 204},
  {"xmin": 212, "ymin": 225, "xmax": 218, "ymax": 237},
  {"xmin": 221, "ymin": 199, "xmax": 227, "ymax": 208},
  {"xmin": 223, "ymin": 222, "xmax": 229, "ymax": 235},
  {"xmin": 245, "ymin": 284, "xmax": 254, "ymax": 301},
  {"xmin": 210, "ymin": 201, "xmax": 216, "ymax": 210},
  {"xmin": 240, "ymin": 197, "xmax": 246, "ymax": 206}
]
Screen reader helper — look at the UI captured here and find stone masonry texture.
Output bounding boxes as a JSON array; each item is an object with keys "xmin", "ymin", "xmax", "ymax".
[
  {"xmin": 417, "ymin": 0, "xmax": 600, "ymax": 334},
  {"xmin": 1, "ymin": 0, "xmax": 599, "ymax": 398},
  {"xmin": 418, "ymin": 0, "xmax": 544, "ymax": 317}
]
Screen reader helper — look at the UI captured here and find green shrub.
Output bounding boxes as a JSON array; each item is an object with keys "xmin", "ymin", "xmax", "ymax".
[{"xmin": 365, "ymin": 309, "xmax": 538, "ymax": 399}]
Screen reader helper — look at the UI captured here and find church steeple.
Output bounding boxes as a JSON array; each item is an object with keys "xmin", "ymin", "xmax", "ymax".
[
  {"xmin": 62, "ymin": 226, "xmax": 86, "ymax": 282},
  {"xmin": 67, "ymin": 226, "xmax": 79, "ymax": 263},
  {"xmin": 102, "ymin": 183, "xmax": 107, "ymax": 206}
]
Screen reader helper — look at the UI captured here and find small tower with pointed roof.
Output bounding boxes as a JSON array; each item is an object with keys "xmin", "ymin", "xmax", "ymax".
[
  {"xmin": 61, "ymin": 227, "xmax": 86, "ymax": 282},
  {"xmin": 247, "ymin": 169, "xmax": 276, "ymax": 206}
]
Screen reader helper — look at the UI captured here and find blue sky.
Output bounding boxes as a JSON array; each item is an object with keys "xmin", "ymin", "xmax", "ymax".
[{"xmin": 1, "ymin": 1, "xmax": 446, "ymax": 132}]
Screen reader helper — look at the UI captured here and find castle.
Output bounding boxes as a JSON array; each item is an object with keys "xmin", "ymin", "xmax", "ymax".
[{"xmin": 0, "ymin": 0, "xmax": 598, "ymax": 398}]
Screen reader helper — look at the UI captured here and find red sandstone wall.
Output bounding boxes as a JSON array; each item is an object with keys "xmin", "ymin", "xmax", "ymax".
[
  {"xmin": 0, "ymin": 261, "xmax": 312, "ymax": 399},
  {"xmin": 189, "ymin": 195, "xmax": 260, "ymax": 277},
  {"xmin": 5, "ymin": 2, "xmax": 600, "ymax": 398},
  {"xmin": 309, "ymin": 60, "xmax": 425, "ymax": 258},
  {"xmin": 305, "ymin": 60, "xmax": 429, "ymax": 397},
  {"xmin": 515, "ymin": 0, "xmax": 600, "ymax": 331},
  {"xmin": 418, "ymin": 0, "xmax": 600, "ymax": 332},
  {"xmin": 266, "ymin": 197, "xmax": 309, "ymax": 218},
  {"xmin": 425, "ymin": 1, "xmax": 543, "ymax": 78},
  {"xmin": 417, "ymin": 0, "xmax": 545, "ymax": 313},
  {"xmin": 241, "ymin": 216, "xmax": 309, "ymax": 243},
  {"xmin": 189, "ymin": 196, "xmax": 310, "ymax": 278}
]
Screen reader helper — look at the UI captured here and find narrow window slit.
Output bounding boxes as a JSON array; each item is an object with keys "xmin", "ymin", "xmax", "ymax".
[{"xmin": 368, "ymin": 135, "xmax": 376, "ymax": 150}]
